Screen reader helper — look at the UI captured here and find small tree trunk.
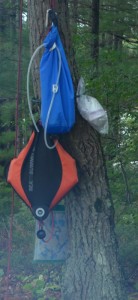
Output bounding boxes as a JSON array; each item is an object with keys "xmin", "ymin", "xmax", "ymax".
[
  {"xmin": 27, "ymin": 1, "xmax": 127, "ymax": 299},
  {"xmin": 91, "ymin": 0, "xmax": 100, "ymax": 71}
]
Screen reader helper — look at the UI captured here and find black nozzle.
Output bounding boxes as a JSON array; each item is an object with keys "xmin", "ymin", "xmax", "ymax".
[{"xmin": 37, "ymin": 229, "xmax": 46, "ymax": 240}]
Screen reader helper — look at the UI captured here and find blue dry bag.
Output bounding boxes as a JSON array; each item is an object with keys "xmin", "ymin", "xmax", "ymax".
[{"xmin": 40, "ymin": 25, "xmax": 75, "ymax": 134}]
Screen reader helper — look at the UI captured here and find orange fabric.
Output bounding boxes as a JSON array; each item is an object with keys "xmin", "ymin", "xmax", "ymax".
[
  {"xmin": 7, "ymin": 132, "xmax": 35, "ymax": 207},
  {"xmin": 50, "ymin": 143, "xmax": 78, "ymax": 209}
]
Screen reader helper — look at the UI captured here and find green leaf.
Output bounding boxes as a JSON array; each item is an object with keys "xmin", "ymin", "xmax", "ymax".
[{"xmin": 0, "ymin": 268, "xmax": 4, "ymax": 277}]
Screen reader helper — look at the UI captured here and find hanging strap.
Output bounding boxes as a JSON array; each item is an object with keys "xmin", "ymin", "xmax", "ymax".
[
  {"xmin": 27, "ymin": 40, "xmax": 62, "ymax": 149},
  {"xmin": 43, "ymin": 211, "xmax": 54, "ymax": 243},
  {"xmin": 37, "ymin": 211, "xmax": 54, "ymax": 243}
]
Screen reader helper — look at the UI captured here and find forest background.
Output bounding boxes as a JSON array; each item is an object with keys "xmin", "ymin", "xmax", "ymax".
[{"xmin": 0, "ymin": 0, "xmax": 138, "ymax": 299}]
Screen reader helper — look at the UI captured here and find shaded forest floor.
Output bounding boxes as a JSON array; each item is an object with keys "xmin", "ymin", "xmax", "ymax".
[
  {"xmin": 0, "ymin": 270, "xmax": 61, "ymax": 300},
  {"xmin": 0, "ymin": 267, "xmax": 138, "ymax": 300}
]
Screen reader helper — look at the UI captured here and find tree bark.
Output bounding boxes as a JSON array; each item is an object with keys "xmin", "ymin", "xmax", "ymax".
[
  {"xmin": 91, "ymin": 0, "xmax": 100, "ymax": 71},
  {"xmin": 27, "ymin": 1, "xmax": 127, "ymax": 299}
]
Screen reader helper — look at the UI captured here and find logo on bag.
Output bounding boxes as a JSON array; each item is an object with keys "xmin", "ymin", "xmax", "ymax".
[{"xmin": 28, "ymin": 147, "xmax": 35, "ymax": 192}]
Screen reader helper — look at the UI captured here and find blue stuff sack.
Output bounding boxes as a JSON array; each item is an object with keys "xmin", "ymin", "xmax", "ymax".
[{"xmin": 40, "ymin": 25, "xmax": 75, "ymax": 134}]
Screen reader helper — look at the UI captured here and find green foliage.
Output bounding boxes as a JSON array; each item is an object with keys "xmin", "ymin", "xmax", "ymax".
[
  {"xmin": 0, "ymin": 269, "xmax": 4, "ymax": 277},
  {"xmin": 128, "ymin": 293, "xmax": 138, "ymax": 300},
  {"xmin": 116, "ymin": 204, "xmax": 138, "ymax": 273},
  {"xmin": 0, "ymin": 270, "xmax": 61, "ymax": 299},
  {"xmin": 21, "ymin": 273, "xmax": 61, "ymax": 299}
]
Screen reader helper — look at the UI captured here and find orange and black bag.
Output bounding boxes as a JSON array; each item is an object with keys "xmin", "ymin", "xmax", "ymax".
[{"xmin": 6, "ymin": 124, "xmax": 78, "ymax": 221}]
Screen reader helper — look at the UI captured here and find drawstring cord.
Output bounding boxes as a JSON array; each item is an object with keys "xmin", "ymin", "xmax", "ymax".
[{"xmin": 44, "ymin": 43, "xmax": 61, "ymax": 149}]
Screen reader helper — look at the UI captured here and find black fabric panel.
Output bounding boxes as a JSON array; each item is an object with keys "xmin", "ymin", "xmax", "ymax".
[{"xmin": 21, "ymin": 125, "xmax": 62, "ymax": 220}]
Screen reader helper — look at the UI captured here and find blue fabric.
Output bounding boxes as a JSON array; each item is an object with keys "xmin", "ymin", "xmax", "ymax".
[{"xmin": 40, "ymin": 25, "xmax": 75, "ymax": 134}]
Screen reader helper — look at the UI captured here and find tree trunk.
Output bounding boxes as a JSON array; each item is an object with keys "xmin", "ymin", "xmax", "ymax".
[
  {"xmin": 27, "ymin": 1, "xmax": 127, "ymax": 299},
  {"xmin": 27, "ymin": 0, "xmax": 49, "ymax": 98},
  {"xmin": 91, "ymin": 0, "xmax": 100, "ymax": 71}
]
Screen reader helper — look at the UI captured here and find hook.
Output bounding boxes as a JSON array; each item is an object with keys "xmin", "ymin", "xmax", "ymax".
[
  {"xmin": 45, "ymin": 8, "xmax": 58, "ymax": 28},
  {"xmin": 45, "ymin": 9, "xmax": 51, "ymax": 28}
]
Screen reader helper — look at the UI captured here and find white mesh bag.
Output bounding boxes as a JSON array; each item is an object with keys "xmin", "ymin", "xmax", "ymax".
[{"xmin": 76, "ymin": 77, "xmax": 108, "ymax": 134}]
